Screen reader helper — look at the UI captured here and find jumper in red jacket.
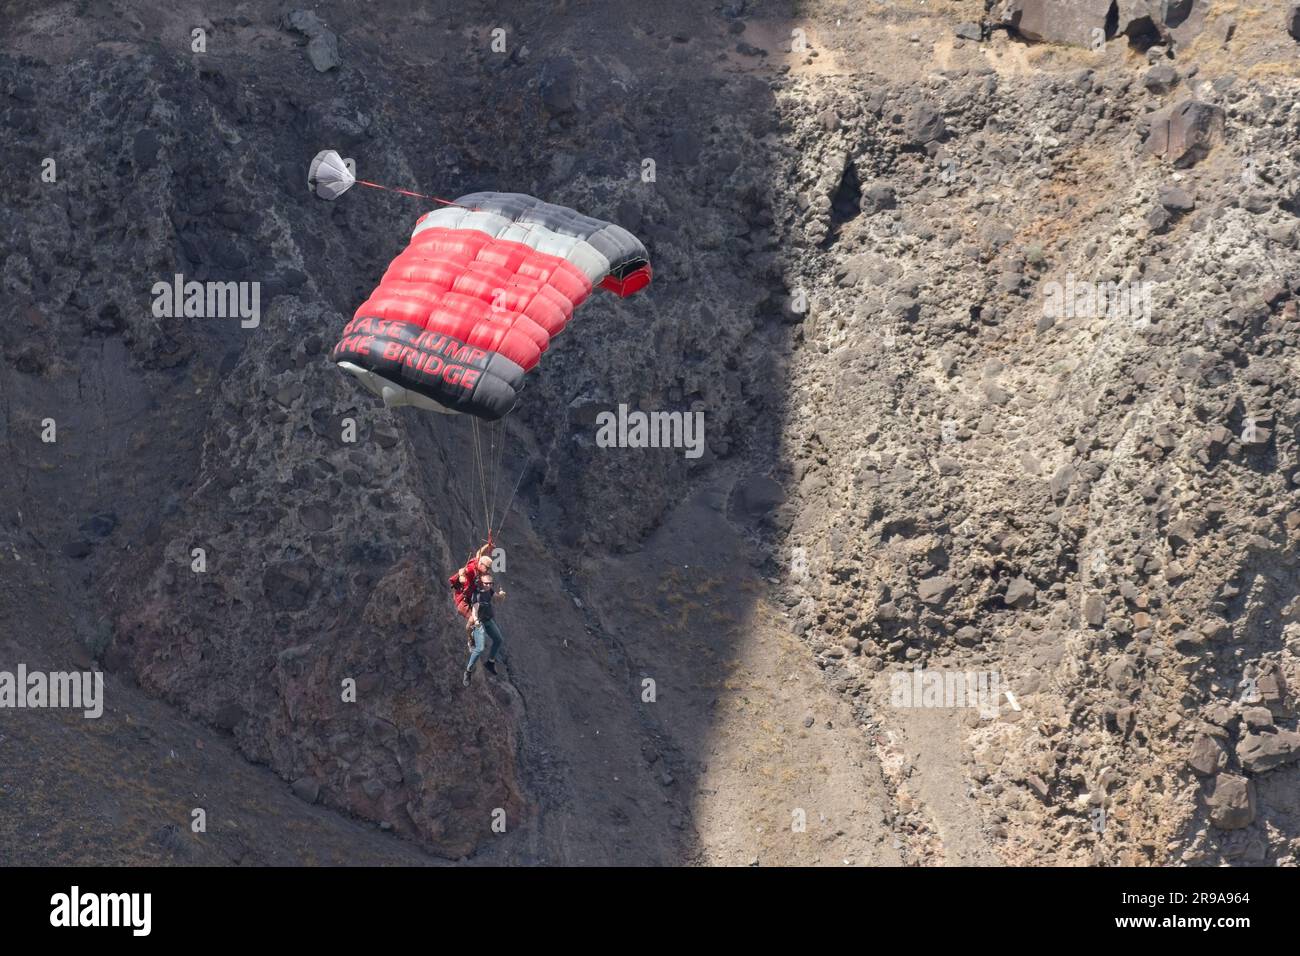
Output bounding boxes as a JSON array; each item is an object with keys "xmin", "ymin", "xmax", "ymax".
[{"xmin": 449, "ymin": 558, "xmax": 483, "ymax": 619}]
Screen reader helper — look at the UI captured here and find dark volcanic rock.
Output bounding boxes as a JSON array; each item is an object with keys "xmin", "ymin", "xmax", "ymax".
[
  {"xmin": 540, "ymin": 58, "xmax": 579, "ymax": 113},
  {"xmin": 263, "ymin": 560, "xmax": 317, "ymax": 611},
  {"xmin": 734, "ymin": 475, "xmax": 786, "ymax": 517}
]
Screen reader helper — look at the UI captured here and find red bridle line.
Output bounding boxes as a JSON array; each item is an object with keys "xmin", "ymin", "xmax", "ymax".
[{"xmin": 355, "ymin": 180, "xmax": 465, "ymax": 207}]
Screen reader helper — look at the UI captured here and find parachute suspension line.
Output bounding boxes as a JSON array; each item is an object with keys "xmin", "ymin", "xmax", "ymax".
[
  {"xmin": 468, "ymin": 417, "xmax": 520, "ymax": 549},
  {"xmin": 469, "ymin": 417, "xmax": 481, "ymax": 538},
  {"xmin": 485, "ymin": 420, "xmax": 497, "ymax": 531},
  {"xmin": 481, "ymin": 419, "xmax": 493, "ymax": 532},
  {"xmin": 493, "ymin": 455, "xmax": 531, "ymax": 540},
  {"xmin": 470, "ymin": 417, "xmax": 491, "ymax": 541},
  {"xmin": 488, "ymin": 419, "xmax": 507, "ymax": 532},
  {"xmin": 497, "ymin": 427, "xmax": 509, "ymax": 525},
  {"xmin": 479, "ymin": 421, "xmax": 492, "ymax": 535}
]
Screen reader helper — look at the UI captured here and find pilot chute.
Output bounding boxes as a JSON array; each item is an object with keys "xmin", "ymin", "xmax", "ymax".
[{"xmin": 308, "ymin": 149, "xmax": 355, "ymax": 201}]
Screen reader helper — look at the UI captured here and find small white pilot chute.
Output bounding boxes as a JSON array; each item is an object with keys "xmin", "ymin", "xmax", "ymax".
[{"xmin": 307, "ymin": 149, "xmax": 355, "ymax": 201}]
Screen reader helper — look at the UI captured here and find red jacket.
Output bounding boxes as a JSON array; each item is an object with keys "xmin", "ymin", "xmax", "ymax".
[{"xmin": 452, "ymin": 561, "xmax": 483, "ymax": 598}]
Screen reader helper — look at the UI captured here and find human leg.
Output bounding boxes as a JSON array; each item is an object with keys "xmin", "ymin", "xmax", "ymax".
[
  {"xmin": 484, "ymin": 619, "xmax": 504, "ymax": 662},
  {"xmin": 466, "ymin": 625, "xmax": 486, "ymax": 672}
]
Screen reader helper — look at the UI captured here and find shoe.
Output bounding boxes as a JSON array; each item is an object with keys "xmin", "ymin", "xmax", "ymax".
[
  {"xmin": 484, "ymin": 660, "xmax": 497, "ymax": 675},
  {"xmin": 462, "ymin": 669, "xmax": 471, "ymax": 687}
]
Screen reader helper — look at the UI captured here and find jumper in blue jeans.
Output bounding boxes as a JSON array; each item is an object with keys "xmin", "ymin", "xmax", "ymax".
[{"xmin": 466, "ymin": 619, "xmax": 504, "ymax": 672}]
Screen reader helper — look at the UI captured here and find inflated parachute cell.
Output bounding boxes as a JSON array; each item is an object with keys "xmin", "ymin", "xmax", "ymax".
[{"xmin": 331, "ymin": 193, "xmax": 652, "ymax": 420}]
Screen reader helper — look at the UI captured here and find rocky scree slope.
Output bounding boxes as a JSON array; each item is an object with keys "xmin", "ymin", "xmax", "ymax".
[{"xmin": 760, "ymin": 6, "xmax": 1300, "ymax": 865}]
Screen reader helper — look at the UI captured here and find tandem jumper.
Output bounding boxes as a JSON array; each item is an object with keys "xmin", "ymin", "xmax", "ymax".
[{"xmin": 310, "ymin": 155, "xmax": 655, "ymax": 667}]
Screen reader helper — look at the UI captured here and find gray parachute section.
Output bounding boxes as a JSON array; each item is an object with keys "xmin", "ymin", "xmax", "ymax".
[{"xmin": 453, "ymin": 191, "xmax": 650, "ymax": 280}]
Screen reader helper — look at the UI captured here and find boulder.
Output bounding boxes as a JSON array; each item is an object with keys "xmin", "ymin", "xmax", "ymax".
[
  {"xmin": 540, "ymin": 58, "xmax": 579, "ymax": 114},
  {"xmin": 733, "ymin": 476, "xmax": 785, "ymax": 517},
  {"xmin": 1188, "ymin": 734, "xmax": 1227, "ymax": 776},
  {"xmin": 1157, "ymin": 185, "xmax": 1195, "ymax": 212},
  {"xmin": 1243, "ymin": 707, "xmax": 1274, "ymax": 730},
  {"xmin": 1117, "ymin": 0, "xmax": 1209, "ymax": 49},
  {"xmin": 284, "ymin": 9, "xmax": 328, "ymax": 38},
  {"xmin": 263, "ymin": 560, "xmax": 316, "ymax": 611},
  {"xmin": 863, "ymin": 184, "xmax": 898, "ymax": 214},
  {"xmin": 1002, "ymin": 0, "xmax": 1112, "ymax": 47},
  {"xmin": 1004, "ymin": 576, "xmax": 1037, "ymax": 609},
  {"xmin": 1049, "ymin": 463, "xmax": 1077, "ymax": 501},
  {"xmin": 1236, "ymin": 729, "xmax": 1300, "ymax": 773},
  {"xmin": 1199, "ymin": 618, "xmax": 1230, "ymax": 642},
  {"xmin": 1144, "ymin": 100, "xmax": 1225, "ymax": 168},
  {"xmin": 1206, "ymin": 774, "xmax": 1256, "ymax": 829},
  {"xmin": 298, "ymin": 504, "xmax": 334, "ymax": 532},
  {"xmin": 306, "ymin": 32, "xmax": 341, "ymax": 72},
  {"xmin": 1255, "ymin": 667, "xmax": 1290, "ymax": 717},
  {"xmin": 1143, "ymin": 64, "xmax": 1180, "ymax": 95},
  {"xmin": 285, "ymin": 10, "xmax": 341, "ymax": 72},
  {"xmin": 291, "ymin": 777, "xmax": 321, "ymax": 804},
  {"xmin": 917, "ymin": 575, "xmax": 956, "ymax": 606},
  {"xmin": 1083, "ymin": 593, "xmax": 1105, "ymax": 627},
  {"xmin": 905, "ymin": 105, "xmax": 946, "ymax": 146}
]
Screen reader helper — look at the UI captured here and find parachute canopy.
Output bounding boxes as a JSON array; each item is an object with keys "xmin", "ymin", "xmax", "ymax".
[
  {"xmin": 308, "ymin": 149, "xmax": 355, "ymax": 200},
  {"xmin": 330, "ymin": 192, "xmax": 652, "ymax": 420}
]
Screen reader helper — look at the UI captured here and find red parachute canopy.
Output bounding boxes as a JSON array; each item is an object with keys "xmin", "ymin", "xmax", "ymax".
[{"xmin": 330, "ymin": 192, "xmax": 651, "ymax": 421}]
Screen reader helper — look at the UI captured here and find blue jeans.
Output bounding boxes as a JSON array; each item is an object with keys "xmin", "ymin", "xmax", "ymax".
[{"xmin": 466, "ymin": 619, "xmax": 504, "ymax": 672}]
